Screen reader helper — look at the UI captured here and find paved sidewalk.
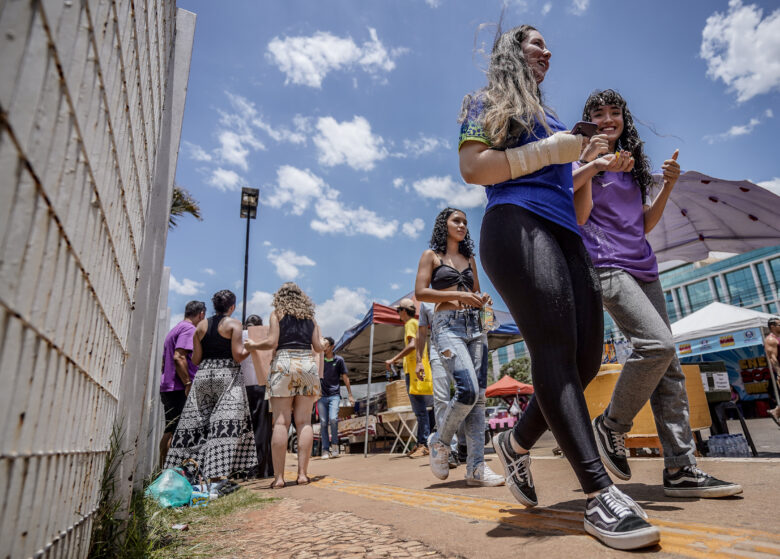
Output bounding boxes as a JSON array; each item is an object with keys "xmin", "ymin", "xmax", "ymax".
[
  {"xmin": 235, "ymin": 421, "xmax": 780, "ymax": 559},
  {"xmin": 207, "ymin": 496, "xmax": 462, "ymax": 559}
]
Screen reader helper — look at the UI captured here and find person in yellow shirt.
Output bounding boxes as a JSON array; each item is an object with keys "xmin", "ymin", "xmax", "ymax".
[{"xmin": 386, "ymin": 298, "xmax": 434, "ymax": 457}]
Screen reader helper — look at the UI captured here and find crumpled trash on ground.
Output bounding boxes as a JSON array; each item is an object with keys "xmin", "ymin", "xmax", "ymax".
[{"xmin": 145, "ymin": 469, "xmax": 193, "ymax": 508}]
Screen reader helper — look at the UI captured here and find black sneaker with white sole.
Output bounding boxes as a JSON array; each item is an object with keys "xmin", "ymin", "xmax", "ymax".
[
  {"xmin": 491, "ymin": 431, "xmax": 537, "ymax": 507},
  {"xmin": 593, "ymin": 414, "xmax": 631, "ymax": 480},
  {"xmin": 584, "ymin": 485, "xmax": 660, "ymax": 550},
  {"xmin": 663, "ymin": 466, "xmax": 743, "ymax": 498}
]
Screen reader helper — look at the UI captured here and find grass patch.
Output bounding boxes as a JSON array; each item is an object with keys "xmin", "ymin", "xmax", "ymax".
[{"xmin": 145, "ymin": 488, "xmax": 276, "ymax": 558}]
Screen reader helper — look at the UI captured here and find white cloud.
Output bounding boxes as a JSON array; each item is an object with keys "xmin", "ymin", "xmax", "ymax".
[
  {"xmin": 401, "ymin": 135, "xmax": 450, "ymax": 158},
  {"xmin": 264, "ymin": 165, "xmax": 332, "ymax": 215},
  {"xmin": 216, "ymin": 130, "xmax": 263, "ymax": 171},
  {"xmin": 542, "ymin": 2, "xmax": 552, "ymax": 15},
  {"xmin": 263, "ymin": 241, "xmax": 272, "ymax": 247},
  {"xmin": 570, "ymin": 0, "xmax": 589, "ymax": 15},
  {"xmin": 401, "ymin": 218, "xmax": 426, "ymax": 238},
  {"xmin": 411, "ymin": 175, "xmax": 487, "ymax": 208},
  {"xmin": 207, "ymin": 167, "xmax": 243, "ymax": 192},
  {"xmin": 393, "ymin": 177, "xmax": 405, "ymax": 189},
  {"xmin": 390, "ymin": 283, "xmax": 401, "ymax": 290},
  {"xmin": 244, "ymin": 290, "xmax": 274, "ymax": 320},
  {"xmin": 203, "ymin": 268, "xmax": 216, "ymax": 276},
  {"xmin": 267, "ymin": 249, "xmax": 316, "ymax": 281},
  {"xmin": 314, "ymin": 116, "xmax": 388, "ymax": 171},
  {"xmin": 402, "ymin": 267, "xmax": 416, "ymax": 274},
  {"xmin": 701, "ymin": 0, "xmax": 780, "ymax": 102},
  {"xmin": 182, "ymin": 141, "xmax": 212, "ymax": 162},
  {"xmin": 169, "ymin": 313, "xmax": 184, "ymax": 330},
  {"xmin": 315, "ymin": 287, "xmax": 371, "ymax": 338},
  {"xmin": 425, "ymin": 0, "xmax": 442, "ymax": 6},
  {"xmin": 704, "ymin": 111, "xmax": 772, "ymax": 143},
  {"xmin": 169, "ymin": 275, "xmax": 204, "ymax": 296},
  {"xmin": 311, "ymin": 198, "xmax": 398, "ymax": 239},
  {"xmin": 758, "ymin": 177, "xmax": 780, "ymax": 196},
  {"xmin": 266, "ymin": 28, "xmax": 402, "ymax": 89}
]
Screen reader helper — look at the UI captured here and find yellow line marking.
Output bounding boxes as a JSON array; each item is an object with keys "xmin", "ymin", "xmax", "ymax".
[{"xmin": 272, "ymin": 472, "xmax": 780, "ymax": 558}]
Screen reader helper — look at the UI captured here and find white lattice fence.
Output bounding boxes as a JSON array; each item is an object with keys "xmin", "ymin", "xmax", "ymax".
[{"xmin": 0, "ymin": 1, "xmax": 194, "ymax": 557}]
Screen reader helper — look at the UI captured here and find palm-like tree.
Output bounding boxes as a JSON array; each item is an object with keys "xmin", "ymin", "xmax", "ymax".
[{"xmin": 169, "ymin": 184, "xmax": 202, "ymax": 229}]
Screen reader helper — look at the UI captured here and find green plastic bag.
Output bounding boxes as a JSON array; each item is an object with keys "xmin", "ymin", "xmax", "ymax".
[{"xmin": 145, "ymin": 469, "xmax": 193, "ymax": 508}]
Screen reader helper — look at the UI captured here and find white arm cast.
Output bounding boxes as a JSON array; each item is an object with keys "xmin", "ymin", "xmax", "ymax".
[{"xmin": 505, "ymin": 132, "xmax": 582, "ymax": 179}]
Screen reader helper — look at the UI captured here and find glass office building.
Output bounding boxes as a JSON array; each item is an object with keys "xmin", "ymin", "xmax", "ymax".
[{"xmin": 490, "ymin": 246, "xmax": 780, "ymax": 373}]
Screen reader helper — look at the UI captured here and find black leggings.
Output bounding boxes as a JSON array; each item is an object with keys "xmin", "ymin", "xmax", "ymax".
[{"xmin": 480, "ymin": 204, "xmax": 611, "ymax": 494}]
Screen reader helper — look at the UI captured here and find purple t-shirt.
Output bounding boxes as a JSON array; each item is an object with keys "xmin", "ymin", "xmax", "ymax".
[
  {"xmin": 160, "ymin": 321, "xmax": 198, "ymax": 392},
  {"xmin": 576, "ymin": 163, "xmax": 659, "ymax": 282}
]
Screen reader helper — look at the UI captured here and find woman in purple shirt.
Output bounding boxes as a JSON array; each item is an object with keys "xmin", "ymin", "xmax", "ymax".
[{"xmin": 574, "ymin": 89, "xmax": 741, "ymax": 499}]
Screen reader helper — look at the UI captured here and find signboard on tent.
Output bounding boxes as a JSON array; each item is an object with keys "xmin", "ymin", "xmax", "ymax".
[{"xmin": 675, "ymin": 327, "xmax": 762, "ymax": 357}]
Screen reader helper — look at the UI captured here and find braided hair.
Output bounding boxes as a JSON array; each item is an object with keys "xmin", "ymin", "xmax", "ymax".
[
  {"xmin": 428, "ymin": 208, "xmax": 474, "ymax": 259},
  {"xmin": 582, "ymin": 89, "xmax": 654, "ymax": 201}
]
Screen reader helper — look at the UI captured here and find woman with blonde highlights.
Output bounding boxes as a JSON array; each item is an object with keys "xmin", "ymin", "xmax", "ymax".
[
  {"xmin": 245, "ymin": 283, "xmax": 324, "ymax": 488},
  {"xmin": 458, "ymin": 24, "xmax": 659, "ymax": 550}
]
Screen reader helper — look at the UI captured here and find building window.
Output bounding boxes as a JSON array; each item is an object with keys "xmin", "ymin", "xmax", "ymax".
[
  {"xmin": 664, "ymin": 291, "xmax": 678, "ymax": 322},
  {"xmin": 685, "ymin": 280, "xmax": 713, "ymax": 312},
  {"xmin": 724, "ymin": 267, "xmax": 760, "ymax": 306},
  {"xmin": 674, "ymin": 287, "xmax": 686, "ymax": 315},
  {"xmin": 755, "ymin": 263, "xmax": 773, "ymax": 299},
  {"xmin": 713, "ymin": 276, "xmax": 723, "ymax": 301},
  {"xmin": 768, "ymin": 302, "xmax": 778, "ymax": 314},
  {"xmin": 770, "ymin": 258, "xmax": 780, "ymax": 287}
]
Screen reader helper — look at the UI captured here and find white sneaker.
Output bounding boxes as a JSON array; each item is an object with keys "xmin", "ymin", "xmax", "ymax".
[
  {"xmin": 330, "ymin": 449, "xmax": 340, "ymax": 458},
  {"xmin": 427, "ymin": 433, "xmax": 450, "ymax": 480},
  {"xmin": 466, "ymin": 462, "xmax": 506, "ymax": 487},
  {"xmin": 321, "ymin": 450, "xmax": 330, "ymax": 460}
]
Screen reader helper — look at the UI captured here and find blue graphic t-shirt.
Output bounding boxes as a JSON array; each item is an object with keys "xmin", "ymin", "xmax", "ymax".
[{"xmin": 459, "ymin": 95, "xmax": 579, "ymax": 235}]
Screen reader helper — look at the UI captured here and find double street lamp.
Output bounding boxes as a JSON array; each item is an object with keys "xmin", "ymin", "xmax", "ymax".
[{"xmin": 240, "ymin": 187, "xmax": 259, "ymax": 323}]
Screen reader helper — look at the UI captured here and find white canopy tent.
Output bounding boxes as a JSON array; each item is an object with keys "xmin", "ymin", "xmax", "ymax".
[
  {"xmin": 671, "ymin": 302, "xmax": 779, "ymax": 403},
  {"xmin": 671, "ymin": 302, "xmax": 776, "ymax": 343}
]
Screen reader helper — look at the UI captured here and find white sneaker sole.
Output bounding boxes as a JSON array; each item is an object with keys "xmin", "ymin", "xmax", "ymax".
[
  {"xmin": 584, "ymin": 520, "xmax": 660, "ymax": 551},
  {"xmin": 592, "ymin": 418, "xmax": 631, "ymax": 481},
  {"xmin": 427, "ymin": 433, "xmax": 449, "ymax": 480},
  {"xmin": 491, "ymin": 433, "xmax": 537, "ymax": 507},
  {"xmin": 466, "ymin": 477, "xmax": 506, "ymax": 487},
  {"xmin": 664, "ymin": 483, "xmax": 743, "ymax": 498}
]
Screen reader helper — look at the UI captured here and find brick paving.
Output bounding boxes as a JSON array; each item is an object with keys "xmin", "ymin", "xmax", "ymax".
[{"xmin": 208, "ymin": 498, "xmax": 462, "ymax": 559}]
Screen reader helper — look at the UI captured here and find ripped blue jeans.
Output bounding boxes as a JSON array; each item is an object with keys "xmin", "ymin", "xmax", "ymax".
[{"xmin": 431, "ymin": 309, "xmax": 488, "ymax": 472}]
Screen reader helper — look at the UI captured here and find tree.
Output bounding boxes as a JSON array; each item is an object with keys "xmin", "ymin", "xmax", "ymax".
[
  {"xmin": 500, "ymin": 356, "xmax": 532, "ymax": 385},
  {"xmin": 169, "ymin": 184, "xmax": 202, "ymax": 229}
]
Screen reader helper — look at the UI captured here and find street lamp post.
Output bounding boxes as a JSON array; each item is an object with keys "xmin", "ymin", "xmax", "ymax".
[{"xmin": 240, "ymin": 187, "xmax": 259, "ymax": 323}]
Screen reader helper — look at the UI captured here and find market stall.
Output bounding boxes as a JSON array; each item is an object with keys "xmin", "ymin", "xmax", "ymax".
[
  {"xmin": 671, "ymin": 302, "xmax": 779, "ymax": 411},
  {"xmin": 334, "ymin": 300, "xmax": 524, "ymax": 455}
]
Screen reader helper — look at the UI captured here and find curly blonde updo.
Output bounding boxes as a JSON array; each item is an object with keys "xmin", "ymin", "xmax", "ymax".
[{"xmin": 272, "ymin": 282, "xmax": 315, "ymax": 320}]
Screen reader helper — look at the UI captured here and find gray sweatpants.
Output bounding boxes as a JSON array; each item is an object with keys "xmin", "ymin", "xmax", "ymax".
[{"xmin": 598, "ymin": 268, "xmax": 697, "ymax": 469}]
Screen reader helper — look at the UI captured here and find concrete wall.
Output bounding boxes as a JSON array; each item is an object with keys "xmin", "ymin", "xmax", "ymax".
[{"xmin": 0, "ymin": 2, "xmax": 194, "ymax": 557}]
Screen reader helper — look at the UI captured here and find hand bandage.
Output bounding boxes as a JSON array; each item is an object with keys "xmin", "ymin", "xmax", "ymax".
[{"xmin": 504, "ymin": 132, "xmax": 582, "ymax": 179}]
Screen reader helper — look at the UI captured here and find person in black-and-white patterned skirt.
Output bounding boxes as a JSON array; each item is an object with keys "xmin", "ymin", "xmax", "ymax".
[{"xmin": 165, "ymin": 289, "xmax": 257, "ymax": 480}]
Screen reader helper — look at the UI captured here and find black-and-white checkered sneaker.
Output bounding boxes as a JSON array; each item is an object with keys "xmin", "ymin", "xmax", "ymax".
[
  {"xmin": 491, "ymin": 431, "xmax": 537, "ymax": 507},
  {"xmin": 663, "ymin": 466, "xmax": 743, "ymax": 498},
  {"xmin": 593, "ymin": 414, "xmax": 631, "ymax": 480},
  {"xmin": 584, "ymin": 485, "xmax": 659, "ymax": 550}
]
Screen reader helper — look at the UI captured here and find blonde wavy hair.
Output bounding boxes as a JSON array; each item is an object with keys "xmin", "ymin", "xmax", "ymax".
[
  {"xmin": 272, "ymin": 282, "xmax": 315, "ymax": 320},
  {"xmin": 461, "ymin": 24, "xmax": 552, "ymax": 147}
]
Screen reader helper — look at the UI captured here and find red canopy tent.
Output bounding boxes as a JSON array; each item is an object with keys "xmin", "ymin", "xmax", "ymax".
[{"xmin": 486, "ymin": 375, "xmax": 534, "ymax": 398}]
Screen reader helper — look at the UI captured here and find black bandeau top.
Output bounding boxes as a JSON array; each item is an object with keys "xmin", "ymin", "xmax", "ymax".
[{"xmin": 431, "ymin": 262, "xmax": 474, "ymax": 292}]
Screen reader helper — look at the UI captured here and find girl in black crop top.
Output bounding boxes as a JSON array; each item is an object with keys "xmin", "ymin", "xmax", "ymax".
[{"xmin": 415, "ymin": 207, "xmax": 490, "ymax": 312}]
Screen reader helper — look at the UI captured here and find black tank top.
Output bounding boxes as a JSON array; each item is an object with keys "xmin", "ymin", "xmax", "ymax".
[
  {"xmin": 277, "ymin": 315, "xmax": 314, "ymax": 350},
  {"xmin": 431, "ymin": 262, "xmax": 475, "ymax": 292},
  {"xmin": 200, "ymin": 315, "xmax": 233, "ymax": 360}
]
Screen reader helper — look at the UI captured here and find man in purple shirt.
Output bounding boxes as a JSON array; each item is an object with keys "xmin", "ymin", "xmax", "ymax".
[{"xmin": 159, "ymin": 300, "xmax": 206, "ymax": 466}]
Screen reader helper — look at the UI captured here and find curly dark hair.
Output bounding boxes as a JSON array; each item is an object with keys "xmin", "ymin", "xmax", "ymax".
[
  {"xmin": 582, "ymin": 89, "xmax": 654, "ymax": 201},
  {"xmin": 428, "ymin": 208, "xmax": 474, "ymax": 259},
  {"xmin": 212, "ymin": 289, "xmax": 236, "ymax": 314}
]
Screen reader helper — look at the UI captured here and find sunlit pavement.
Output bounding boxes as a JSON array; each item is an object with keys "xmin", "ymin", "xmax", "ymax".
[{"xmin": 244, "ymin": 418, "xmax": 780, "ymax": 558}]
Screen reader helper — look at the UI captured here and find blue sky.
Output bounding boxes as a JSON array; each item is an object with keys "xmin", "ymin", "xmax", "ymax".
[{"xmin": 167, "ymin": 0, "xmax": 780, "ymax": 338}]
